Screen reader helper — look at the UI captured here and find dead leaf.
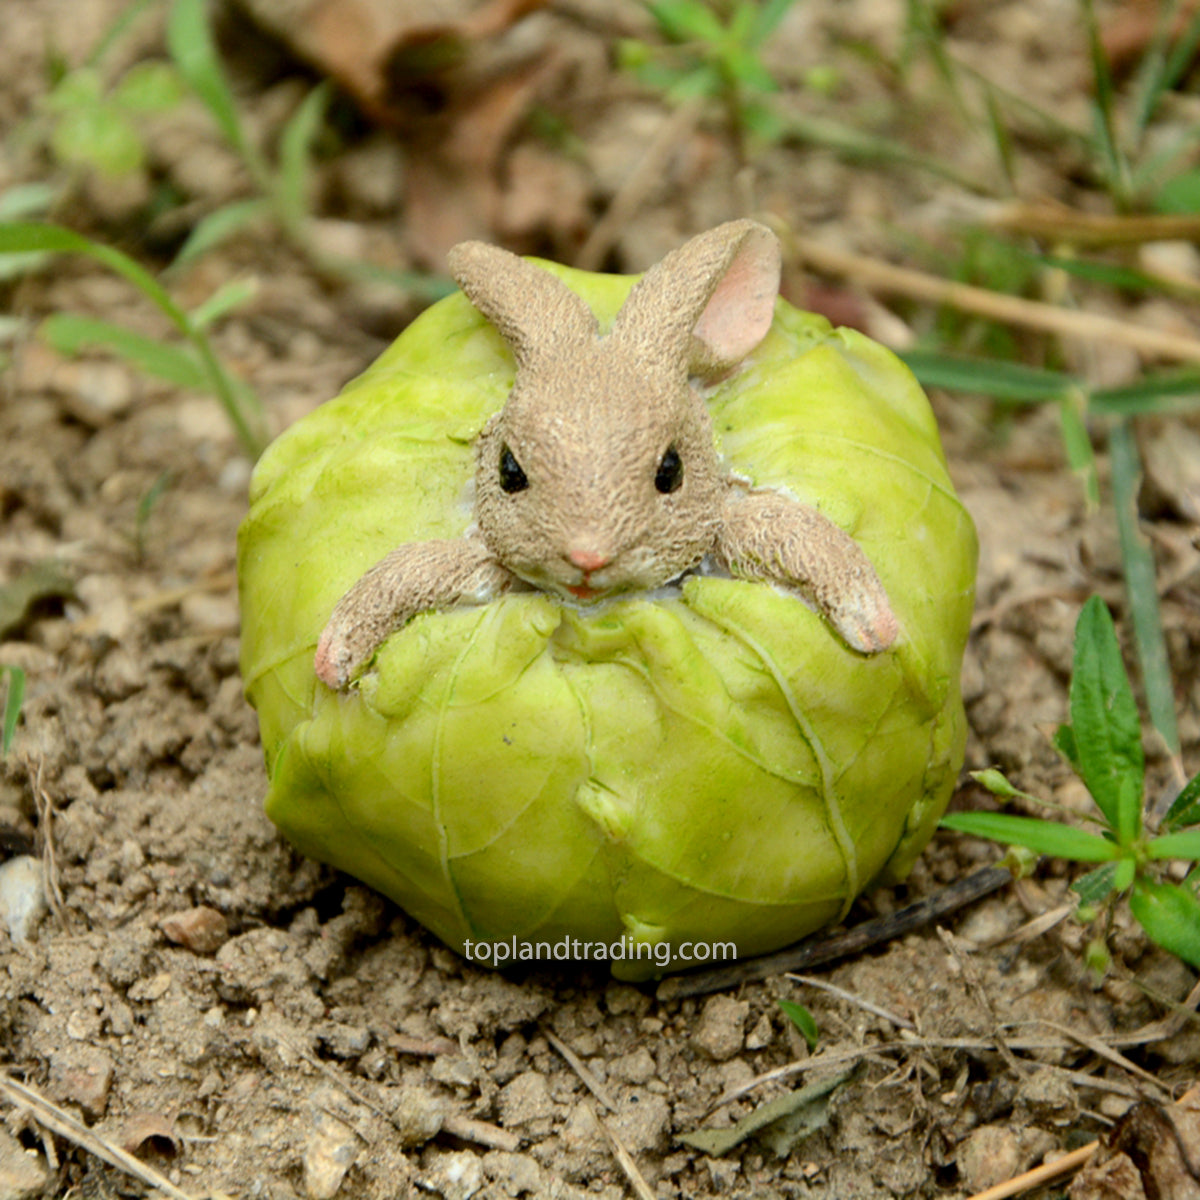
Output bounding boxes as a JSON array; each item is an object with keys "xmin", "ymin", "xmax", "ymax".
[
  {"xmin": 114, "ymin": 1112, "xmax": 181, "ymax": 1158},
  {"xmin": 1070, "ymin": 1097, "xmax": 1200, "ymax": 1200},
  {"xmin": 676, "ymin": 1067, "xmax": 855, "ymax": 1158},
  {"xmin": 0, "ymin": 561, "xmax": 75, "ymax": 641}
]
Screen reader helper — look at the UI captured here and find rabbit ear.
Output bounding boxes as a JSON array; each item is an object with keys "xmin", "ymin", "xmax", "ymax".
[
  {"xmin": 448, "ymin": 241, "xmax": 598, "ymax": 371},
  {"xmin": 610, "ymin": 220, "xmax": 781, "ymax": 380}
]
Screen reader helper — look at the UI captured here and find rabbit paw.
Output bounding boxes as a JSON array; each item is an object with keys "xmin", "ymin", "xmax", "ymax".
[
  {"xmin": 717, "ymin": 489, "xmax": 898, "ymax": 654},
  {"xmin": 315, "ymin": 538, "xmax": 513, "ymax": 689}
]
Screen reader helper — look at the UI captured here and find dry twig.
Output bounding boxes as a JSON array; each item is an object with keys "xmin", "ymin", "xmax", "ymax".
[
  {"xmin": 784, "ymin": 973, "xmax": 915, "ymax": 1031},
  {"xmin": 22, "ymin": 755, "xmax": 65, "ymax": 926},
  {"xmin": 292, "ymin": 1037, "xmax": 520, "ymax": 1153},
  {"xmin": 963, "ymin": 1085, "xmax": 1200, "ymax": 1200},
  {"xmin": 586, "ymin": 1100, "xmax": 657, "ymax": 1200},
  {"xmin": 544, "ymin": 1027, "xmax": 618, "ymax": 1112},
  {"xmin": 0, "ymin": 1072, "xmax": 198, "ymax": 1200},
  {"xmin": 789, "ymin": 234, "xmax": 1200, "ymax": 365},
  {"xmin": 576, "ymin": 97, "xmax": 705, "ymax": 271}
]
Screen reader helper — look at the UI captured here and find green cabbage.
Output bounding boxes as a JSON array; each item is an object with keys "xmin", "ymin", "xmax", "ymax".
[{"xmin": 238, "ymin": 261, "xmax": 977, "ymax": 979}]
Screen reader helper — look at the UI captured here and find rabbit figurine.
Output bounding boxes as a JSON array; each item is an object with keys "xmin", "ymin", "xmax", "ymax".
[{"xmin": 315, "ymin": 220, "xmax": 898, "ymax": 689}]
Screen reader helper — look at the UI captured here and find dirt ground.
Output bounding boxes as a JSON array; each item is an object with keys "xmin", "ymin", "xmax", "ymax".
[{"xmin": 1, "ymin": 1, "xmax": 1198, "ymax": 1197}]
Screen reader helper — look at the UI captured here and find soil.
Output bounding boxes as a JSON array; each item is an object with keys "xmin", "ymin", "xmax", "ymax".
[{"xmin": 1, "ymin": 1, "xmax": 1198, "ymax": 1198}]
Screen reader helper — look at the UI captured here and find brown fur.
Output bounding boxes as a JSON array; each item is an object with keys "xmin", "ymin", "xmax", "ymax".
[{"xmin": 315, "ymin": 221, "xmax": 898, "ymax": 688}]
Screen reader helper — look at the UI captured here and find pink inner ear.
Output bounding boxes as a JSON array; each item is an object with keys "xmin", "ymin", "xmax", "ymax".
[{"xmin": 692, "ymin": 231, "xmax": 781, "ymax": 367}]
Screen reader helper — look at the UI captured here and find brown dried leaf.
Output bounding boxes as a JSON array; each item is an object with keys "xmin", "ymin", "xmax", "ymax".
[
  {"xmin": 115, "ymin": 1112, "xmax": 181, "ymax": 1158},
  {"xmin": 0, "ymin": 560, "xmax": 75, "ymax": 641},
  {"xmin": 1070, "ymin": 1098, "xmax": 1200, "ymax": 1200}
]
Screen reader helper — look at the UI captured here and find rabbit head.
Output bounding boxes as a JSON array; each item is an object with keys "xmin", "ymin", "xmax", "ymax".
[{"xmin": 448, "ymin": 220, "xmax": 781, "ymax": 601}]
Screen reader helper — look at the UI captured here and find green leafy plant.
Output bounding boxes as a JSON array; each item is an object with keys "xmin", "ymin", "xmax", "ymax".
[
  {"xmin": 1, "ymin": 667, "xmax": 24, "ymax": 756},
  {"xmin": 887, "ymin": 9, "xmax": 1200, "ymax": 765},
  {"xmin": 0, "ymin": 222, "xmax": 267, "ymax": 457},
  {"xmin": 163, "ymin": 0, "xmax": 328, "ymax": 268},
  {"xmin": 778, "ymin": 998, "xmax": 819, "ymax": 1051},
  {"xmin": 942, "ymin": 596, "xmax": 1200, "ymax": 970},
  {"xmin": 42, "ymin": 59, "xmax": 185, "ymax": 181},
  {"xmin": 619, "ymin": 0, "xmax": 799, "ymax": 154},
  {"xmin": 163, "ymin": 0, "xmax": 441, "ymax": 297},
  {"xmin": 898, "ymin": 354, "xmax": 1200, "ymax": 767}
]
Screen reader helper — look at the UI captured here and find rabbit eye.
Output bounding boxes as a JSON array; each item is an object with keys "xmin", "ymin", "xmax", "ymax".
[
  {"xmin": 499, "ymin": 444, "xmax": 529, "ymax": 494},
  {"xmin": 655, "ymin": 445, "xmax": 683, "ymax": 494}
]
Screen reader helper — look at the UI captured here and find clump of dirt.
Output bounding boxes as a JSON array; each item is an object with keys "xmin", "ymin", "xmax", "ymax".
[{"xmin": 1, "ymin": 0, "xmax": 1198, "ymax": 1197}]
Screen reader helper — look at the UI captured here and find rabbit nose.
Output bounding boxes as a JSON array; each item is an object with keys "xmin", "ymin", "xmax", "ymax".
[{"xmin": 567, "ymin": 547, "xmax": 611, "ymax": 573}]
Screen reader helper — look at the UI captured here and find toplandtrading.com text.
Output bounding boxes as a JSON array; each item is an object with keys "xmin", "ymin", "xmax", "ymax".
[{"xmin": 462, "ymin": 936, "xmax": 738, "ymax": 969}]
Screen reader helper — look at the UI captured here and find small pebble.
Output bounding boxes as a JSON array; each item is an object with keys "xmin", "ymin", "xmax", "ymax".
[
  {"xmin": 389, "ymin": 1084, "xmax": 446, "ymax": 1147},
  {"xmin": 0, "ymin": 855, "xmax": 47, "ymax": 945},
  {"xmin": 691, "ymin": 995, "xmax": 749, "ymax": 1062},
  {"xmin": 303, "ymin": 1111, "xmax": 357, "ymax": 1200},
  {"xmin": 422, "ymin": 1148, "xmax": 483, "ymax": 1200},
  {"xmin": 959, "ymin": 1124, "xmax": 1022, "ymax": 1192},
  {"xmin": 0, "ymin": 1126, "xmax": 50, "ymax": 1199},
  {"xmin": 160, "ymin": 905, "xmax": 229, "ymax": 955}
]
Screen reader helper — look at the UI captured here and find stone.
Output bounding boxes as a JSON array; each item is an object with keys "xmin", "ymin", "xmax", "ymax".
[
  {"xmin": 0, "ymin": 1126, "xmax": 50, "ymax": 1199},
  {"xmin": 497, "ymin": 1071, "xmax": 555, "ymax": 1128},
  {"xmin": 303, "ymin": 1111, "xmax": 358, "ymax": 1199},
  {"xmin": 388, "ymin": 1084, "xmax": 447, "ymax": 1147},
  {"xmin": 160, "ymin": 905, "xmax": 229, "ymax": 954},
  {"xmin": 49, "ymin": 1045, "xmax": 114, "ymax": 1120},
  {"xmin": 609, "ymin": 1047, "xmax": 656, "ymax": 1086},
  {"xmin": 959, "ymin": 1124, "xmax": 1022, "ymax": 1193},
  {"xmin": 423, "ymin": 1148, "xmax": 484, "ymax": 1200},
  {"xmin": 0, "ymin": 856, "xmax": 47, "ymax": 945},
  {"xmin": 691, "ymin": 995, "xmax": 749, "ymax": 1062}
]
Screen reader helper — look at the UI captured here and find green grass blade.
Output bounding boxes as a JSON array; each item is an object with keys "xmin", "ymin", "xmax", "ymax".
[
  {"xmin": 940, "ymin": 811, "xmax": 1119, "ymax": 861},
  {"xmin": 1147, "ymin": 829, "xmax": 1200, "ymax": 861},
  {"xmin": 1069, "ymin": 595, "xmax": 1146, "ymax": 842},
  {"xmin": 0, "ymin": 222, "xmax": 186, "ymax": 322},
  {"xmin": 1137, "ymin": 6, "xmax": 1200, "ymax": 136},
  {"xmin": 1, "ymin": 666, "xmax": 24, "ymax": 755},
  {"xmin": 1129, "ymin": 877, "xmax": 1200, "ymax": 968},
  {"xmin": 1081, "ymin": 0, "xmax": 1131, "ymax": 207},
  {"xmin": 983, "ymin": 83, "xmax": 1017, "ymax": 194},
  {"xmin": 188, "ymin": 278, "xmax": 257, "ymax": 330},
  {"xmin": 970, "ymin": 768, "xmax": 1027, "ymax": 801},
  {"xmin": 900, "ymin": 350, "xmax": 1073, "ymax": 403},
  {"xmin": 1164, "ymin": 770, "xmax": 1200, "ymax": 831},
  {"xmin": 647, "ymin": 0, "xmax": 726, "ymax": 43},
  {"xmin": 782, "ymin": 114, "xmax": 991, "ymax": 193},
  {"xmin": 41, "ymin": 313, "xmax": 209, "ymax": 390},
  {"xmin": 87, "ymin": 0, "xmax": 159, "ymax": 67},
  {"xmin": 0, "ymin": 222, "xmax": 266, "ymax": 457},
  {"xmin": 168, "ymin": 0, "xmax": 269, "ymax": 186},
  {"xmin": 171, "ymin": 197, "xmax": 270, "ymax": 269},
  {"xmin": 777, "ymin": 999, "xmax": 819, "ymax": 1051},
  {"xmin": 325, "ymin": 257, "xmax": 454, "ymax": 302},
  {"xmin": 276, "ymin": 83, "xmax": 331, "ymax": 235},
  {"xmin": 1128, "ymin": 0, "xmax": 1181, "ymax": 138},
  {"xmin": 1059, "ymin": 390, "xmax": 1100, "ymax": 510},
  {"xmin": 749, "ymin": 0, "xmax": 798, "ymax": 46},
  {"xmin": 1109, "ymin": 422, "xmax": 1180, "ymax": 757},
  {"xmin": 0, "ymin": 183, "xmax": 58, "ymax": 222},
  {"xmin": 1030, "ymin": 252, "xmax": 1179, "ymax": 294},
  {"xmin": 1089, "ymin": 374, "xmax": 1200, "ymax": 417},
  {"xmin": 1053, "ymin": 723, "xmax": 1080, "ymax": 770}
]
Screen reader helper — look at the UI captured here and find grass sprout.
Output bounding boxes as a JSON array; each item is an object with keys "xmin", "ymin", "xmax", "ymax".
[
  {"xmin": 943, "ymin": 596, "xmax": 1200, "ymax": 971},
  {"xmin": 1, "ymin": 667, "xmax": 24, "ymax": 756},
  {"xmin": 0, "ymin": 221, "xmax": 267, "ymax": 458}
]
